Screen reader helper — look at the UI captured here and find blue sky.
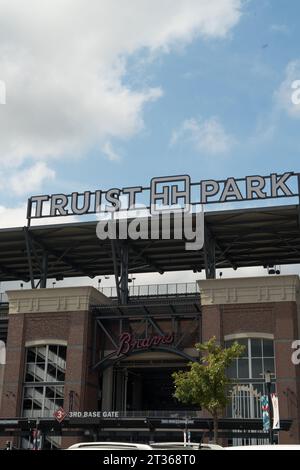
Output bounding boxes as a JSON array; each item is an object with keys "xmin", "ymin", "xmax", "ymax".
[
  {"xmin": 38, "ymin": 1, "xmax": 300, "ymax": 189},
  {"xmin": 0, "ymin": 0, "xmax": 300, "ymax": 289}
]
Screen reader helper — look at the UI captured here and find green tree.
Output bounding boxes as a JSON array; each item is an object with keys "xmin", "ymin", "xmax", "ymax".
[{"xmin": 172, "ymin": 337, "xmax": 244, "ymax": 444}]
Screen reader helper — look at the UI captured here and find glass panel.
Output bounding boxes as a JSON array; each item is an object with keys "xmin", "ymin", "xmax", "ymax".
[
  {"xmin": 55, "ymin": 398, "xmax": 64, "ymax": 408},
  {"xmin": 58, "ymin": 346, "xmax": 67, "ymax": 362},
  {"xmin": 36, "ymin": 362, "xmax": 46, "ymax": 374},
  {"xmin": 263, "ymin": 339, "xmax": 274, "ymax": 358},
  {"xmin": 56, "ymin": 369, "xmax": 65, "ymax": 382},
  {"xmin": 32, "ymin": 400, "xmax": 43, "ymax": 410},
  {"xmin": 237, "ymin": 339, "xmax": 248, "ymax": 358},
  {"xmin": 47, "ymin": 363, "xmax": 57, "ymax": 382},
  {"xmin": 24, "ymin": 387, "xmax": 35, "ymax": 399},
  {"xmin": 33, "ymin": 364, "xmax": 44, "ymax": 382},
  {"xmin": 25, "ymin": 371, "xmax": 35, "ymax": 382},
  {"xmin": 23, "ymin": 345, "xmax": 66, "ymax": 419},
  {"xmin": 263, "ymin": 358, "xmax": 275, "ymax": 375},
  {"xmin": 34, "ymin": 386, "xmax": 44, "ymax": 399},
  {"xmin": 56, "ymin": 386, "xmax": 64, "ymax": 398},
  {"xmin": 26, "ymin": 348, "xmax": 36, "ymax": 363},
  {"xmin": 23, "ymin": 399, "xmax": 32, "ymax": 410},
  {"xmin": 238, "ymin": 359, "xmax": 249, "ymax": 379},
  {"xmin": 36, "ymin": 346, "xmax": 47, "ymax": 362},
  {"xmin": 252, "ymin": 383, "xmax": 264, "ymax": 396},
  {"xmin": 227, "ymin": 360, "xmax": 237, "ymax": 379},
  {"xmin": 251, "ymin": 339, "xmax": 262, "ymax": 358},
  {"xmin": 252, "ymin": 358, "xmax": 263, "ymax": 378},
  {"xmin": 49, "ymin": 345, "xmax": 58, "ymax": 355},
  {"xmin": 45, "ymin": 387, "xmax": 55, "ymax": 399}
]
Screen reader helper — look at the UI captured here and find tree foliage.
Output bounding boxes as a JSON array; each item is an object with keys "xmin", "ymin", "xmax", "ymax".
[{"xmin": 173, "ymin": 337, "xmax": 244, "ymax": 418}]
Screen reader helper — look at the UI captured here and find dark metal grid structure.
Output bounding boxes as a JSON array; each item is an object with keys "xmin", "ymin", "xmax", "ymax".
[
  {"xmin": 91, "ymin": 301, "xmax": 201, "ymax": 370},
  {"xmin": 0, "ymin": 204, "xmax": 299, "ymax": 293}
]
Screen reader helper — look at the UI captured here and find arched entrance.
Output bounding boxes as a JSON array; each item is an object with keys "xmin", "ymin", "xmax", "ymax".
[{"xmin": 100, "ymin": 349, "xmax": 197, "ymax": 413}]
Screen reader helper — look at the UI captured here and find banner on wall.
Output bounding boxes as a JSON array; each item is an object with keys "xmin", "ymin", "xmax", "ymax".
[
  {"xmin": 261, "ymin": 395, "xmax": 270, "ymax": 432},
  {"xmin": 271, "ymin": 393, "xmax": 280, "ymax": 430}
]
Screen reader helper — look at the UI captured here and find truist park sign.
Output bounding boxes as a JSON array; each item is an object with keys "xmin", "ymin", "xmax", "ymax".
[{"xmin": 27, "ymin": 172, "xmax": 299, "ymax": 224}]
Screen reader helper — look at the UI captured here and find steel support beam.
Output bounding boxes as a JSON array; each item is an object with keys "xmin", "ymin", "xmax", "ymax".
[
  {"xmin": 92, "ymin": 309, "xmax": 201, "ymax": 370},
  {"xmin": 111, "ymin": 240, "xmax": 129, "ymax": 304},
  {"xmin": 24, "ymin": 227, "xmax": 36, "ymax": 288},
  {"xmin": 120, "ymin": 243, "xmax": 129, "ymax": 304},
  {"xmin": 33, "ymin": 235, "xmax": 95, "ymax": 278},
  {"xmin": 129, "ymin": 243, "xmax": 164, "ymax": 275},
  {"xmin": 40, "ymin": 250, "xmax": 48, "ymax": 288},
  {"xmin": 204, "ymin": 225, "xmax": 216, "ymax": 279},
  {"xmin": 0, "ymin": 264, "xmax": 29, "ymax": 284}
]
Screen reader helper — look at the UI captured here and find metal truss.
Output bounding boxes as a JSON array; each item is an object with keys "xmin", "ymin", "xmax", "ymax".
[
  {"xmin": 91, "ymin": 305, "xmax": 201, "ymax": 371},
  {"xmin": 23, "ymin": 227, "xmax": 96, "ymax": 288},
  {"xmin": 203, "ymin": 224, "xmax": 216, "ymax": 279}
]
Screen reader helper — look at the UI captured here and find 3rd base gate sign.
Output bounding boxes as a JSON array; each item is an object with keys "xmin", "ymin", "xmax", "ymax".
[{"xmin": 27, "ymin": 171, "xmax": 299, "ymax": 223}]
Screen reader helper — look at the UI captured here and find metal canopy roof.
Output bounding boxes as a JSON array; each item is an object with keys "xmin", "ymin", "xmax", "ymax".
[{"xmin": 0, "ymin": 204, "xmax": 299, "ymax": 283}]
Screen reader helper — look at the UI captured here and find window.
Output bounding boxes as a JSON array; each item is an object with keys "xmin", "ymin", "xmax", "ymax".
[
  {"xmin": 225, "ymin": 337, "xmax": 276, "ymax": 446},
  {"xmin": 225, "ymin": 337, "xmax": 275, "ymax": 386},
  {"xmin": 0, "ymin": 340, "xmax": 6, "ymax": 365},
  {"xmin": 22, "ymin": 344, "xmax": 67, "ymax": 418}
]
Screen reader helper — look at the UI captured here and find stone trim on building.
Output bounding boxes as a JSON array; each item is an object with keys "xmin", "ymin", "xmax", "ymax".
[
  {"xmin": 7, "ymin": 286, "xmax": 110, "ymax": 314},
  {"xmin": 198, "ymin": 275, "xmax": 300, "ymax": 306}
]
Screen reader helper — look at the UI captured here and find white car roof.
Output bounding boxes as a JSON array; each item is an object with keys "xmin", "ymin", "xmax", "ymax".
[
  {"xmin": 67, "ymin": 441, "xmax": 153, "ymax": 450},
  {"xmin": 225, "ymin": 445, "xmax": 300, "ymax": 450},
  {"xmin": 150, "ymin": 442, "xmax": 223, "ymax": 450}
]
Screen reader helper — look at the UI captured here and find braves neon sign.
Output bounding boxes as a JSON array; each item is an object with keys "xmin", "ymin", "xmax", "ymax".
[{"xmin": 116, "ymin": 332, "xmax": 174, "ymax": 357}]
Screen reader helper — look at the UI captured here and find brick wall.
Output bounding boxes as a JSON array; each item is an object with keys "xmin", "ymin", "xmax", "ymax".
[
  {"xmin": 199, "ymin": 276, "xmax": 300, "ymax": 445},
  {"xmin": 0, "ymin": 286, "xmax": 109, "ymax": 449}
]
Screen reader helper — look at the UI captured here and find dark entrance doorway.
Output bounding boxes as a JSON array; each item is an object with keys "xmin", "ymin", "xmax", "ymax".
[{"xmin": 125, "ymin": 367, "xmax": 194, "ymax": 411}]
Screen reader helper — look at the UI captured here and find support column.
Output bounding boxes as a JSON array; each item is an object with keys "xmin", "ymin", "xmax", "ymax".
[
  {"xmin": 204, "ymin": 225, "xmax": 216, "ymax": 279},
  {"xmin": 40, "ymin": 251, "xmax": 48, "ymax": 289},
  {"xmin": 23, "ymin": 228, "xmax": 49, "ymax": 289},
  {"xmin": 120, "ymin": 243, "xmax": 129, "ymax": 304},
  {"xmin": 111, "ymin": 240, "xmax": 129, "ymax": 304}
]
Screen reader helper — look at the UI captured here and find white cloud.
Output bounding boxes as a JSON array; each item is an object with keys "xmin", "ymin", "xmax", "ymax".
[
  {"xmin": 270, "ymin": 24, "xmax": 289, "ymax": 34},
  {"xmin": 101, "ymin": 141, "xmax": 121, "ymax": 162},
  {"xmin": 0, "ymin": 204, "xmax": 27, "ymax": 228},
  {"xmin": 171, "ymin": 116, "xmax": 236, "ymax": 155},
  {"xmin": 0, "ymin": 202, "xmax": 81, "ymax": 228},
  {"xmin": 7, "ymin": 162, "xmax": 55, "ymax": 195},
  {"xmin": 0, "ymin": 0, "xmax": 243, "ymax": 171},
  {"xmin": 274, "ymin": 60, "xmax": 300, "ymax": 118},
  {"xmin": 0, "ymin": 79, "xmax": 6, "ymax": 104}
]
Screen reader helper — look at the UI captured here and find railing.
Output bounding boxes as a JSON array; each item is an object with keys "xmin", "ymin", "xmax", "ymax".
[
  {"xmin": 107, "ymin": 410, "xmax": 200, "ymax": 418},
  {"xmin": 0, "ymin": 292, "xmax": 8, "ymax": 303},
  {"xmin": 100, "ymin": 282, "xmax": 199, "ymax": 298}
]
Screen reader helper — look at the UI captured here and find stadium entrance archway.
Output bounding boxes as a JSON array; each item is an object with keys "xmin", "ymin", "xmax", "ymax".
[{"xmin": 108, "ymin": 350, "xmax": 195, "ymax": 413}]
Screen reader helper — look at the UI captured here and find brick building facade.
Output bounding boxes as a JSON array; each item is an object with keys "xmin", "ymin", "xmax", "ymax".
[{"xmin": 0, "ymin": 275, "xmax": 299, "ymax": 447}]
